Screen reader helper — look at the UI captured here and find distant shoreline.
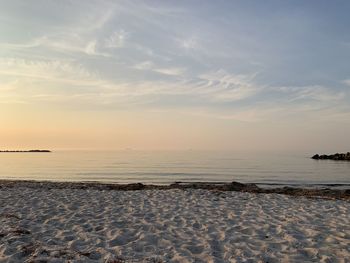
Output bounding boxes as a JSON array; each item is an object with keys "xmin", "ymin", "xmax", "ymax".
[{"xmin": 0, "ymin": 150, "xmax": 51, "ymax": 153}]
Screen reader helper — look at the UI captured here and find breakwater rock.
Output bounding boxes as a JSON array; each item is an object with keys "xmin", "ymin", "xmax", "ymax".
[
  {"xmin": 0, "ymin": 150, "xmax": 51, "ymax": 153},
  {"xmin": 312, "ymin": 152, "xmax": 350, "ymax": 161}
]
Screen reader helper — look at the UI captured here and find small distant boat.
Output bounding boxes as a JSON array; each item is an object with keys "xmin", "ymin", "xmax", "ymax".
[{"xmin": 0, "ymin": 150, "xmax": 51, "ymax": 153}]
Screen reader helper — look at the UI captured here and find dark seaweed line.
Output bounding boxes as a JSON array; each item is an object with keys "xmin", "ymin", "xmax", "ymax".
[{"xmin": 0, "ymin": 180, "xmax": 349, "ymax": 201}]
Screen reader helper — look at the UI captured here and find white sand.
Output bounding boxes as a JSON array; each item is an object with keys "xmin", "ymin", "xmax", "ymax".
[{"xmin": 0, "ymin": 187, "xmax": 349, "ymax": 263}]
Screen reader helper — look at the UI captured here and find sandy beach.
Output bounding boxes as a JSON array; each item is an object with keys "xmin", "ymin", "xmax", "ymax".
[{"xmin": 0, "ymin": 183, "xmax": 349, "ymax": 262}]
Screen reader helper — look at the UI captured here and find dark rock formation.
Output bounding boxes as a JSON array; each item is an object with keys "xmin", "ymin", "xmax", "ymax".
[
  {"xmin": 0, "ymin": 150, "xmax": 51, "ymax": 153},
  {"xmin": 312, "ymin": 152, "xmax": 350, "ymax": 161}
]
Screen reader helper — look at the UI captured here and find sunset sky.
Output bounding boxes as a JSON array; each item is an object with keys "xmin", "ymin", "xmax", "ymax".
[{"xmin": 1, "ymin": 0, "xmax": 350, "ymax": 152}]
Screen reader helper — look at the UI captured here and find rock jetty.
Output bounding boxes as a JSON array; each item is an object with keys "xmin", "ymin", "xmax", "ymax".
[
  {"xmin": 0, "ymin": 150, "xmax": 51, "ymax": 153},
  {"xmin": 312, "ymin": 152, "xmax": 350, "ymax": 161}
]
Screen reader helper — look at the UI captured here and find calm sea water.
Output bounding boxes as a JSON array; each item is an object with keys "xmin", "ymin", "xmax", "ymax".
[{"xmin": 0, "ymin": 151, "xmax": 349, "ymax": 186}]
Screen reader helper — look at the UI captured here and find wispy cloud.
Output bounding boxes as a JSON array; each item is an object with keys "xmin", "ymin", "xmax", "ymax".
[
  {"xmin": 133, "ymin": 61, "xmax": 155, "ymax": 70},
  {"xmin": 153, "ymin": 67, "xmax": 185, "ymax": 76},
  {"xmin": 343, "ymin": 79, "xmax": 350, "ymax": 86},
  {"xmin": 275, "ymin": 85, "xmax": 345, "ymax": 102},
  {"xmin": 1, "ymin": 34, "xmax": 111, "ymax": 58},
  {"xmin": 0, "ymin": 58, "xmax": 96, "ymax": 82},
  {"xmin": 180, "ymin": 37, "xmax": 198, "ymax": 50},
  {"xmin": 133, "ymin": 61, "xmax": 185, "ymax": 76},
  {"xmin": 105, "ymin": 30, "xmax": 129, "ymax": 48},
  {"xmin": 195, "ymin": 70, "xmax": 260, "ymax": 101}
]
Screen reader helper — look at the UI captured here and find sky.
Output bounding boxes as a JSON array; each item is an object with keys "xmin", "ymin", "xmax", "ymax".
[{"xmin": 0, "ymin": 0, "xmax": 349, "ymax": 152}]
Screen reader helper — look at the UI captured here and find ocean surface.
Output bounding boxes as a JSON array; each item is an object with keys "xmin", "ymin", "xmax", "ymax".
[{"xmin": 0, "ymin": 151, "xmax": 349, "ymax": 186}]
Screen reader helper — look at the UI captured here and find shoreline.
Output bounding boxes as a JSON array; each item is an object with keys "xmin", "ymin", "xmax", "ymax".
[{"xmin": 1, "ymin": 179, "xmax": 349, "ymax": 200}]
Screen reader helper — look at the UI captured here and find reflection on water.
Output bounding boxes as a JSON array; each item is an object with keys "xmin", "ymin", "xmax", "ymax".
[{"xmin": 0, "ymin": 151, "xmax": 349, "ymax": 185}]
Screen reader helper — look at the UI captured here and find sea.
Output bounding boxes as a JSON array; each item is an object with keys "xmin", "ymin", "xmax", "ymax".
[{"xmin": 0, "ymin": 150, "xmax": 349, "ymax": 187}]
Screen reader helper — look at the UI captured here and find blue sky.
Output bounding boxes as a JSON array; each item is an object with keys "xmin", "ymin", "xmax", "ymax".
[{"xmin": 1, "ymin": 1, "xmax": 349, "ymax": 151}]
